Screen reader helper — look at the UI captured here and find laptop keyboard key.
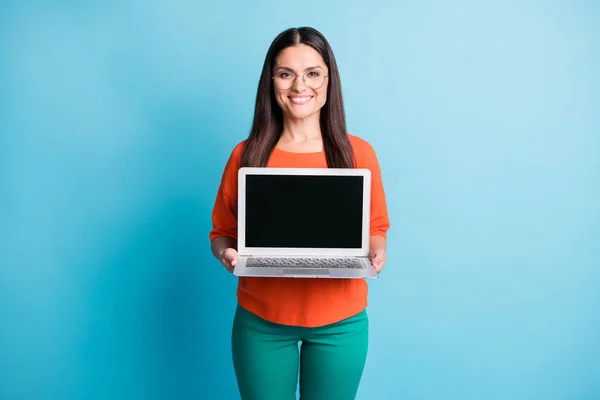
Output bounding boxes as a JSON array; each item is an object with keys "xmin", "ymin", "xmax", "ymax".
[{"xmin": 247, "ymin": 257, "xmax": 365, "ymax": 269}]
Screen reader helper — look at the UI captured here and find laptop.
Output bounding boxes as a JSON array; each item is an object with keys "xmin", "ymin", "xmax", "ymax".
[{"xmin": 233, "ymin": 167, "xmax": 379, "ymax": 279}]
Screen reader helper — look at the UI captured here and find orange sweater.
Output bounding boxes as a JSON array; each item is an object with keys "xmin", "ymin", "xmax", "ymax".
[{"xmin": 209, "ymin": 135, "xmax": 390, "ymax": 327}]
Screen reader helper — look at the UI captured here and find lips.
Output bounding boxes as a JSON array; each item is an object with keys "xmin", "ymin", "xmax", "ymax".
[{"xmin": 289, "ymin": 96, "xmax": 312, "ymax": 105}]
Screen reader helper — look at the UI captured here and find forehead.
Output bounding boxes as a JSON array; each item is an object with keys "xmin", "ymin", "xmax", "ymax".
[{"xmin": 275, "ymin": 44, "xmax": 326, "ymax": 69}]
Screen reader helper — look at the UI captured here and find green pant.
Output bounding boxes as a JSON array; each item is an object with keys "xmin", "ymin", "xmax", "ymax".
[{"xmin": 231, "ymin": 305, "xmax": 369, "ymax": 400}]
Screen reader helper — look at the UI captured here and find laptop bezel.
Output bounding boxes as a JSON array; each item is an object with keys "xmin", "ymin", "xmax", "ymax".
[{"xmin": 237, "ymin": 167, "xmax": 371, "ymax": 257}]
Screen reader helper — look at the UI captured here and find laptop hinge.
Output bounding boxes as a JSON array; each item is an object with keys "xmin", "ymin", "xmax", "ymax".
[
  {"xmin": 292, "ymin": 255, "xmax": 358, "ymax": 258},
  {"xmin": 245, "ymin": 255, "xmax": 360, "ymax": 258}
]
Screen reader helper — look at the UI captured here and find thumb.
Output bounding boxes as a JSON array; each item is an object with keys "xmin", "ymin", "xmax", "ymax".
[
  {"xmin": 224, "ymin": 250, "xmax": 238, "ymax": 266},
  {"xmin": 370, "ymin": 252, "xmax": 384, "ymax": 266}
]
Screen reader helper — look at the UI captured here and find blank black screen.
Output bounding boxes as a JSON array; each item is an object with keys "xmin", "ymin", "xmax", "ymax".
[{"xmin": 245, "ymin": 174, "xmax": 364, "ymax": 248}]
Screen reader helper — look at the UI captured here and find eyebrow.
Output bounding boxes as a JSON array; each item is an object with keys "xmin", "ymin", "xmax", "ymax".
[{"xmin": 274, "ymin": 65, "xmax": 325, "ymax": 73}]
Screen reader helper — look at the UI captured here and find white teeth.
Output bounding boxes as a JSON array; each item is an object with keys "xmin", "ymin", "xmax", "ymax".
[{"xmin": 290, "ymin": 96, "xmax": 311, "ymax": 104}]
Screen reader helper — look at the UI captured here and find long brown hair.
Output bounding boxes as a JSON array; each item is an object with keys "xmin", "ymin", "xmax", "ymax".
[{"xmin": 240, "ymin": 27, "xmax": 355, "ymax": 168}]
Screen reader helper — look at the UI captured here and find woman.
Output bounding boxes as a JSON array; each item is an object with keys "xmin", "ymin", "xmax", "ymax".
[{"xmin": 209, "ymin": 26, "xmax": 390, "ymax": 400}]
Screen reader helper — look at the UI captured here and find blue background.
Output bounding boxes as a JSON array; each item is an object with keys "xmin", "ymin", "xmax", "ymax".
[{"xmin": 1, "ymin": 1, "xmax": 599, "ymax": 399}]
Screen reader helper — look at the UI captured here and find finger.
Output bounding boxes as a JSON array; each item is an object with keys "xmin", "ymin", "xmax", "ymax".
[
  {"xmin": 371, "ymin": 255, "xmax": 385, "ymax": 266},
  {"xmin": 224, "ymin": 257, "xmax": 235, "ymax": 271},
  {"xmin": 222, "ymin": 249, "xmax": 237, "ymax": 262},
  {"xmin": 372, "ymin": 258, "xmax": 385, "ymax": 272},
  {"xmin": 221, "ymin": 256, "xmax": 234, "ymax": 270}
]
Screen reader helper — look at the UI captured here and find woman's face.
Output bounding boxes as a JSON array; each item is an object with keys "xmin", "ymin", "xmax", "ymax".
[{"xmin": 273, "ymin": 44, "xmax": 329, "ymax": 122}]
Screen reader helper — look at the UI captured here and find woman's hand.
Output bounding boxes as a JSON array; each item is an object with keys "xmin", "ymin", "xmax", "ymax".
[
  {"xmin": 211, "ymin": 237, "xmax": 238, "ymax": 274},
  {"xmin": 369, "ymin": 248, "xmax": 386, "ymax": 273},
  {"xmin": 219, "ymin": 248, "xmax": 239, "ymax": 273}
]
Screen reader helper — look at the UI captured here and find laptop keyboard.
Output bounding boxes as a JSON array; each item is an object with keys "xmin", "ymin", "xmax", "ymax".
[{"xmin": 246, "ymin": 257, "xmax": 365, "ymax": 269}]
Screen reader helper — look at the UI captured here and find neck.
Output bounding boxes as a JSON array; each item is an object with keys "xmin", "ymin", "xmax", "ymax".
[{"xmin": 281, "ymin": 114, "xmax": 322, "ymax": 143}]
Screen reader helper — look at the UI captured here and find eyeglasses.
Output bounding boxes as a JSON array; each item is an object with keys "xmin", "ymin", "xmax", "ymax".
[{"xmin": 272, "ymin": 70, "xmax": 329, "ymax": 90}]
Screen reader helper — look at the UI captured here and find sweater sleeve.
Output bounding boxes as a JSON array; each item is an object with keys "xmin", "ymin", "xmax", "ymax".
[
  {"xmin": 209, "ymin": 142, "xmax": 245, "ymax": 241},
  {"xmin": 356, "ymin": 138, "xmax": 390, "ymax": 239}
]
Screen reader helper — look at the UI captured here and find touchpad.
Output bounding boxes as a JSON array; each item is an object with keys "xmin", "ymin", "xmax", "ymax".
[
  {"xmin": 245, "ymin": 267, "xmax": 284, "ymax": 276},
  {"xmin": 283, "ymin": 268, "xmax": 330, "ymax": 276}
]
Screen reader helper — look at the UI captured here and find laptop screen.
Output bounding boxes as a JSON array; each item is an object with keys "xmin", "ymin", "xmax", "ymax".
[{"xmin": 244, "ymin": 174, "xmax": 364, "ymax": 248}]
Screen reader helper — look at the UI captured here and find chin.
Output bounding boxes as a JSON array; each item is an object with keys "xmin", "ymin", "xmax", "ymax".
[
  {"xmin": 286, "ymin": 107, "xmax": 319, "ymax": 120},
  {"xmin": 290, "ymin": 111, "xmax": 313, "ymax": 120}
]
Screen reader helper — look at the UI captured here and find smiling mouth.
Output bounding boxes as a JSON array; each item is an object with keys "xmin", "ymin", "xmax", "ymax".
[{"xmin": 289, "ymin": 96, "xmax": 312, "ymax": 105}]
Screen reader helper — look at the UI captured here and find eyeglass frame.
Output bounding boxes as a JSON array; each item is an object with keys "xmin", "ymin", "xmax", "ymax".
[{"xmin": 271, "ymin": 70, "xmax": 330, "ymax": 90}]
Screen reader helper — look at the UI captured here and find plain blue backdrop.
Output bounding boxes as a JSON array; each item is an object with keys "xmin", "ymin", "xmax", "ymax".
[{"xmin": 1, "ymin": 1, "xmax": 599, "ymax": 399}]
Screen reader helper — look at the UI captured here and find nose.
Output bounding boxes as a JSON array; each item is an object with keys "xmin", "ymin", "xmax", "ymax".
[{"xmin": 291, "ymin": 74, "xmax": 308, "ymax": 91}]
